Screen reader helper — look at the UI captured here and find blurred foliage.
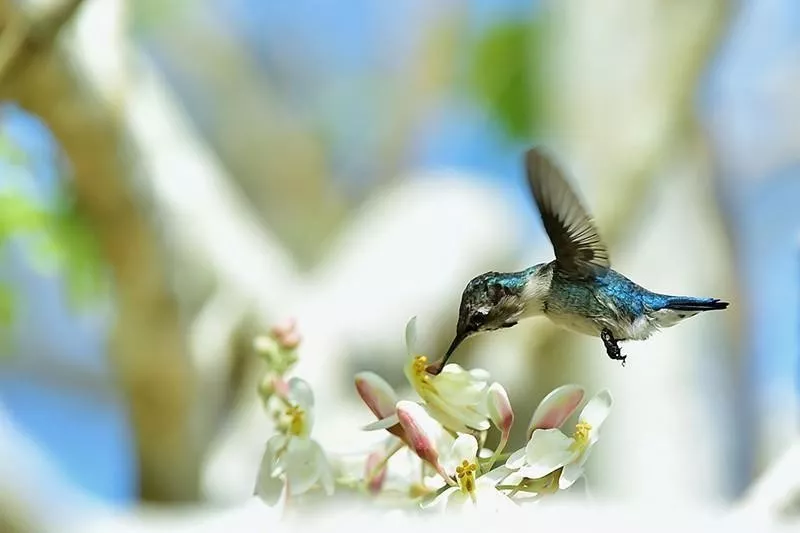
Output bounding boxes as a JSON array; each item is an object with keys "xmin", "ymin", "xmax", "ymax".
[
  {"xmin": 0, "ymin": 141, "xmax": 107, "ymax": 345},
  {"xmin": 466, "ymin": 19, "xmax": 545, "ymax": 141},
  {"xmin": 33, "ymin": 191, "xmax": 109, "ymax": 308},
  {"xmin": 130, "ymin": 0, "xmax": 189, "ymax": 35}
]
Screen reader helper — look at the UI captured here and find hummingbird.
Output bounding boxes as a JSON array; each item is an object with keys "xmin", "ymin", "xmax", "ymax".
[{"xmin": 428, "ymin": 146, "xmax": 729, "ymax": 374}]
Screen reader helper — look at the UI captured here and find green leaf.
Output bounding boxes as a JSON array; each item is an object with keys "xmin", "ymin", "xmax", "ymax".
[{"xmin": 466, "ymin": 20, "xmax": 546, "ymax": 141}]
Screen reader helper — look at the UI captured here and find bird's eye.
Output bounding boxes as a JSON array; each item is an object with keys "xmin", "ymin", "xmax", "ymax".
[{"xmin": 470, "ymin": 309, "xmax": 489, "ymax": 328}]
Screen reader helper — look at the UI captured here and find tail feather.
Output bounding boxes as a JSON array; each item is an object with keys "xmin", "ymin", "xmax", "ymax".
[{"xmin": 663, "ymin": 297, "xmax": 729, "ymax": 312}]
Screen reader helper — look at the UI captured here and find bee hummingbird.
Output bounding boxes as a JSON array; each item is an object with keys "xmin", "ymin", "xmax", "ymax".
[{"xmin": 428, "ymin": 146, "xmax": 729, "ymax": 374}]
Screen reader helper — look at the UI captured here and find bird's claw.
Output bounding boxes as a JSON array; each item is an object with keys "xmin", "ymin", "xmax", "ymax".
[{"xmin": 601, "ymin": 328, "xmax": 627, "ymax": 367}]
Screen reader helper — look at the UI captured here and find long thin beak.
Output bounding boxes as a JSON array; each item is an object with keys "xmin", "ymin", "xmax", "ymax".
[
  {"xmin": 442, "ymin": 331, "xmax": 467, "ymax": 366},
  {"xmin": 427, "ymin": 331, "xmax": 467, "ymax": 376}
]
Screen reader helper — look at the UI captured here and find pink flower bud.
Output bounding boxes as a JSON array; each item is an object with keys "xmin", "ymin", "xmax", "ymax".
[
  {"xmin": 269, "ymin": 375, "xmax": 290, "ymax": 401},
  {"xmin": 270, "ymin": 318, "xmax": 301, "ymax": 349},
  {"xmin": 396, "ymin": 401, "xmax": 442, "ymax": 470},
  {"xmin": 487, "ymin": 382, "xmax": 514, "ymax": 436},
  {"xmin": 364, "ymin": 451, "xmax": 387, "ymax": 495},
  {"xmin": 527, "ymin": 384, "xmax": 585, "ymax": 439},
  {"xmin": 356, "ymin": 372, "xmax": 410, "ymax": 442},
  {"xmin": 354, "ymin": 372, "xmax": 398, "ymax": 420}
]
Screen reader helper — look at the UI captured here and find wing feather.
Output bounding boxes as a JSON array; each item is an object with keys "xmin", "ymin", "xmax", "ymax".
[{"xmin": 524, "ymin": 147, "xmax": 610, "ymax": 277}]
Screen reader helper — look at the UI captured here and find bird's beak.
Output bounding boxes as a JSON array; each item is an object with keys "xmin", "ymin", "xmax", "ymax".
[
  {"xmin": 446, "ymin": 332, "xmax": 465, "ymax": 358},
  {"xmin": 442, "ymin": 330, "xmax": 468, "ymax": 365}
]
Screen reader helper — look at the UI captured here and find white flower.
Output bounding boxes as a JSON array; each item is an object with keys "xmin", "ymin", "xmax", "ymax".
[
  {"xmin": 428, "ymin": 434, "xmax": 516, "ymax": 514},
  {"xmin": 403, "ymin": 317, "xmax": 492, "ymax": 433},
  {"xmin": 255, "ymin": 377, "xmax": 334, "ymax": 503},
  {"xmin": 526, "ymin": 383, "xmax": 585, "ymax": 439},
  {"xmin": 506, "ymin": 389, "xmax": 613, "ymax": 490}
]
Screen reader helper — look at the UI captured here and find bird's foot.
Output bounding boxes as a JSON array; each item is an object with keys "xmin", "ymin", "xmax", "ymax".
[{"xmin": 601, "ymin": 328, "xmax": 627, "ymax": 367}]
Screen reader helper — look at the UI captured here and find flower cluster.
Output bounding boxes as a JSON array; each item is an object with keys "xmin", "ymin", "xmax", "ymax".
[
  {"xmin": 253, "ymin": 318, "xmax": 334, "ymax": 504},
  {"xmin": 251, "ymin": 315, "xmax": 614, "ymax": 516},
  {"xmin": 354, "ymin": 317, "xmax": 614, "ymax": 513}
]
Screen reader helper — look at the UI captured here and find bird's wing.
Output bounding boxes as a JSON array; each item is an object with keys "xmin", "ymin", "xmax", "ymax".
[{"xmin": 524, "ymin": 146, "xmax": 610, "ymax": 278}]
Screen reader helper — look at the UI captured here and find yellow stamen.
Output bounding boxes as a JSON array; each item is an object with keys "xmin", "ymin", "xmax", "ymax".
[
  {"xmin": 411, "ymin": 355, "xmax": 435, "ymax": 393},
  {"xmin": 455, "ymin": 459, "xmax": 478, "ymax": 495},
  {"xmin": 571, "ymin": 421, "xmax": 592, "ymax": 451},
  {"xmin": 286, "ymin": 404, "xmax": 305, "ymax": 436}
]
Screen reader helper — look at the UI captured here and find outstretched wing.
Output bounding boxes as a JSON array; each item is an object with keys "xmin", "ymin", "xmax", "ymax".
[{"xmin": 524, "ymin": 146, "xmax": 610, "ymax": 277}]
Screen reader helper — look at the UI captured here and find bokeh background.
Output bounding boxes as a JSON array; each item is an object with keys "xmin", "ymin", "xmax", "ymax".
[{"xmin": 0, "ymin": 0, "xmax": 797, "ymax": 527}]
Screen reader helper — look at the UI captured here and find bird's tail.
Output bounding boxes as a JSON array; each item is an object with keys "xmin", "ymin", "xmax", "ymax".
[
  {"xmin": 662, "ymin": 296, "xmax": 729, "ymax": 312},
  {"xmin": 648, "ymin": 295, "xmax": 728, "ymax": 329}
]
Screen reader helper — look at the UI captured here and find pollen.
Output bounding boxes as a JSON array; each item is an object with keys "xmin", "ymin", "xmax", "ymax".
[
  {"xmin": 411, "ymin": 355, "xmax": 434, "ymax": 391},
  {"xmin": 455, "ymin": 459, "xmax": 477, "ymax": 494},
  {"xmin": 572, "ymin": 421, "xmax": 592, "ymax": 450}
]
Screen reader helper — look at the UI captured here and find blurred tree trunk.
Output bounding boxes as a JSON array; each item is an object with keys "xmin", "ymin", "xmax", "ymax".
[{"xmin": 0, "ymin": 0, "xmax": 202, "ymax": 501}]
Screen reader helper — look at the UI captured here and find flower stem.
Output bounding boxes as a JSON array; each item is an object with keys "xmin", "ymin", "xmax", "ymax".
[
  {"xmin": 484, "ymin": 430, "xmax": 509, "ymax": 472},
  {"xmin": 366, "ymin": 440, "xmax": 405, "ymax": 482}
]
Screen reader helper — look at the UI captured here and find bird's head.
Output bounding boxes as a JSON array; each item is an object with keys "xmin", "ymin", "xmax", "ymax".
[{"xmin": 443, "ymin": 271, "xmax": 528, "ymax": 363}]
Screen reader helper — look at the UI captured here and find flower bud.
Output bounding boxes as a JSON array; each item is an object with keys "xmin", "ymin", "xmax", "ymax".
[
  {"xmin": 527, "ymin": 384, "xmax": 585, "ymax": 439},
  {"xmin": 253, "ymin": 335, "xmax": 278, "ymax": 358},
  {"xmin": 271, "ymin": 317, "xmax": 301, "ymax": 349},
  {"xmin": 487, "ymin": 382, "xmax": 514, "ymax": 437},
  {"xmin": 257, "ymin": 373, "xmax": 277, "ymax": 401},
  {"xmin": 396, "ymin": 401, "xmax": 447, "ymax": 478},
  {"xmin": 354, "ymin": 372, "xmax": 398, "ymax": 419},
  {"xmin": 364, "ymin": 451, "xmax": 387, "ymax": 495},
  {"xmin": 264, "ymin": 374, "xmax": 290, "ymax": 402}
]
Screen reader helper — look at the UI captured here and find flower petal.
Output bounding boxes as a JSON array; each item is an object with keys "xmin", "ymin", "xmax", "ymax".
[
  {"xmin": 449, "ymin": 434, "xmax": 479, "ymax": 471},
  {"xmin": 580, "ymin": 389, "xmax": 613, "ymax": 430},
  {"xmin": 474, "ymin": 481, "xmax": 517, "ymax": 513},
  {"xmin": 423, "ymin": 402, "xmax": 472, "ymax": 434},
  {"xmin": 254, "ymin": 436, "xmax": 288, "ymax": 505},
  {"xmin": 528, "ymin": 384, "xmax": 585, "ymax": 438},
  {"xmin": 433, "ymin": 365, "xmax": 489, "ymax": 405},
  {"xmin": 423, "ymin": 486, "xmax": 458, "ymax": 511},
  {"xmin": 468, "ymin": 367, "xmax": 492, "ymax": 382},
  {"xmin": 287, "ymin": 377, "xmax": 315, "ymax": 411},
  {"xmin": 282, "ymin": 437, "xmax": 324, "ymax": 496},
  {"xmin": 405, "ymin": 316, "xmax": 419, "ymax": 354},
  {"xmin": 426, "ymin": 393, "xmax": 490, "ymax": 432},
  {"xmin": 314, "ymin": 441, "xmax": 335, "ymax": 496},
  {"xmin": 362, "ymin": 413, "xmax": 400, "ymax": 431},
  {"xmin": 445, "ymin": 488, "xmax": 472, "ymax": 511},
  {"xmin": 560, "ymin": 437, "xmax": 595, "ymax": 490},
  {"xmin": 558, "ymin": 461, "xmax": 584, "ymax": 490},
  {"xmin": 520, "ymin": 429, "xmax": 578, "ymax": 479},
  {"xmin": 354, "ymin": 371, "xmax": 398, "ymax": 419},
  {"xmin": 486, "ymin": 382, "xmax": 514, "ymax": 434},
  {"xmin": 504, "ymin": 448, "xmax": 527, "ymax": 470},
  {"xmin": 481, "ymin": 465, "xmax": 515, "ymax": 485}
]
